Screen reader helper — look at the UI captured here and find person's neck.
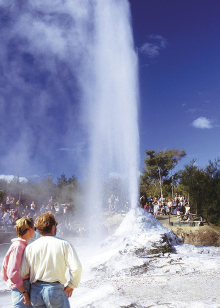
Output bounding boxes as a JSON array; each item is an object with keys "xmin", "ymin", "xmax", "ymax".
[
  {"xmin": 42, "ymin": 232, "xmax": 54, "ymax": 236},
  {"xmin": 20, "ymin": 234, "xmax": 29, "ymax": 241},
  {"xmin": 41, "ymin": 225, "xmax": 56, "ymax": 237}
]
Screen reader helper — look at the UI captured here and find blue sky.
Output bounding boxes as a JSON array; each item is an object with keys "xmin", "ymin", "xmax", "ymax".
[
  {"xmin": 130, "ymin": 0, "xmax": 220, "ymax": 171},
  {"xmin": 0, "ymin": 0, "xmax": 220, "ymax": 182}
]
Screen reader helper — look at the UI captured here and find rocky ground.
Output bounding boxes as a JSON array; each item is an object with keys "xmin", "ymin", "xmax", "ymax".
[
  {"xmin": 1, "ymin": 209, "xmax": 220, "ymax": 308},
  {"xmin": 70, "ymin": 209, "xmax": 220, "ymax": 308}
]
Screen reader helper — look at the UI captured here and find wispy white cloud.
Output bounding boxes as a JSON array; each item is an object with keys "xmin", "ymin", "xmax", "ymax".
[
  {"xmin": 198, "ymin": 91, "xmax": 208, "ymax": 97},
  {"xmin": 149, "ymin": 35, "xmax": 167, "ymax": 48},
  {"xmin": 187, "ymin": 108, "xmax": 197, "ymax": 113},
  {"xmin": 58, "ymin": 141, "xmax": 86, "ymax": 153},
  {"xmin": 140, "ymin": 35, "xmax": 167, "ymax": 58},
  {"xmin": 192, "ymin": 117, "xmax": 213, "ymax": 129},
  {"xmin": 58, "ymin": 148, "xmax": 71, "ymax": 151},
  {"xmin": 28, "ymin": 175, "xmax": 40, "ymax": 179},
  {"xmin": 0, "ymin": 175, "xmax": 28, "ymax": 183},
  {"xmin": 140, "ymin": 43, "xmax": 160, "ymax": 58}
]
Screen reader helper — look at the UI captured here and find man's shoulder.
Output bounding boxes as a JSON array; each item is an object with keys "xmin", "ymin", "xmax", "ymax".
[
  {"xmin": 25, "ymin": 238, "xmax": 36, "ymax": 249},
  {"xmin": 53, "ymin": 236, "xmax": 72, "ymax": 246},
  {"xmin": 28, "ymin": 236, "xmax": 71, "ymax": 247}
]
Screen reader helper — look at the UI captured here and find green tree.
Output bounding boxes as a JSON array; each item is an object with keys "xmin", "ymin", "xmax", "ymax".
[
  {"xmin": 56, "ymin": 172, "xmax": 68, "ymax": 187},
  {"xmin": 0, "ymin": 179, "xmax": 7, "ymax": 202},
  {"xmin": 67, "ymin": 175, "xmax": 78, "ymax": 188},
  {"xmin": 178, "ymin": 161, "xmax": 207, "ymax": 214},
  {"xmin": 56, "ymin": 173, "xmax": 78, "ymax": 204},
  {"xmin": 141, "ymin": 149, "xmax": 186, "ymax": 198},
  {"xmin": 7, "ymin": 176, "xmax": 24, "ymax": 202},
  {"xmin": 39, "ymin": 174, "xmax": 57, "ymax": 205},
  {"xmin": 178, "ymin": 158, "xmax": 220, "ymax": 225},
  {"xmin": 23, "ymin": 180, "xmax": 43, "ymax": 208},
  {"xmin": 203, "ymin": 158, "xmax": 220, "ymax": 224},
  {"xmin": 166, "ymin": 149, "xmax": 186, "ymax": 197}
]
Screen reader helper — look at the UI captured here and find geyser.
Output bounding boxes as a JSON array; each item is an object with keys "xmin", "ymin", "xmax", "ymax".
[
  {"xmin": 72, "ymin": 2, "xmax": 181, "ymax": 298},
  {"xmin": 79, "ymin": 0, "xmax": 139, "ymax": 216}
]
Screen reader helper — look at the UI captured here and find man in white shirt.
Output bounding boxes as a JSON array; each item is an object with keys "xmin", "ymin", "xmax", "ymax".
[{"xmin": 20, "ymin": 211, "xmax": 82, "ymax": 308}]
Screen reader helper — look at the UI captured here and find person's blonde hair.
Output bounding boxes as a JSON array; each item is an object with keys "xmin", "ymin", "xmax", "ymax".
[
  {"xmin": 35, "ymin": 211, "xmax": 57, "ymax": 235},
  {"xmin": 15, "ymin": 217, "xmax": 34, "ymax": 237}
]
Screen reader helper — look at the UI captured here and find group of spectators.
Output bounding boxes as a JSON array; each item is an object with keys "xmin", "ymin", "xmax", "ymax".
[
  {"xmin": 0, "ymin": 195, "xmax": 102, "ymax": 237},
  {"xmin": 139, "ymin": 193, "xmax": 190, "ymax": 217},
  {"xmin": 0, "ymin": 195, "xmax": 72, "ymax": 233},
  {"xmin": 1, "ymin": 193, "xmax": 190, "ymax": 235},
  {"xmin": 107, "ymin": 195, "xmax": 131, "ymax": 215},
  {"xmin": 108, "ymin": 195, "xmax": 120, "ymax": 213}
]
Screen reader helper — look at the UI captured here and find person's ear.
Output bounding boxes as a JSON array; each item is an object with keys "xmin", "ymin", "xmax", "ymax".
[{"xmin": 52, "ymin": 224, "xmax": 56, "ymax": 234}]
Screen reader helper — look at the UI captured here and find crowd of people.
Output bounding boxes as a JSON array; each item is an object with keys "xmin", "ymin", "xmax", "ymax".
[
  {"xmin": 107, "ymin": 195, "xmax": 120, "ymax": 213},
  {"xmin": 107, "ymin": 195, "xmax": 131, "ymax": 215},
  {"xmin": 139, "ymin": 193, "xmax": 191, "ymax": 219},
  {"xmin": 0, "ymin": 196, "xmax": 79, "ymax": 234},
  {"xmin": 0, "ymin": 195, "xmax": 107, "ymax": 238},
  {"xmin": 0, "ymin": 192, "xmax": 192, "ymax": 236}
]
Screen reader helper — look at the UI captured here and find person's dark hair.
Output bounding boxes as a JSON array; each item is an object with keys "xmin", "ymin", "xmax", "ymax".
[
  {"xmin": 35, "ymin": 211, "xmax": 57, "ymax": 235},
  {"xmin": 15, "ymin": 217, "xmax": 34, "ymax": 237}
]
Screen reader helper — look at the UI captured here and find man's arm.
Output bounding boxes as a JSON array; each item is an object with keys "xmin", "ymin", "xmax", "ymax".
[{"xmin": 65, "ymin": 243, "xmax": 82, "ymax": 291}]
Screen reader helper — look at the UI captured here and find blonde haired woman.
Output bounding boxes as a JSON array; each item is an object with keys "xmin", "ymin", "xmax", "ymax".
[{"xmin": 1, "ymin": 217, "xmax": 35, "ymax": 307}]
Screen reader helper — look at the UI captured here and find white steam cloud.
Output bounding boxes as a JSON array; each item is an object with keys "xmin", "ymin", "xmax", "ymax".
[
  {"xmin": 0, "ymin": 0, "xmax": 139, "ymax": 216},
  {"xmin": 0, "ymin": 0, "xmax": 92, "ymax": 178}
]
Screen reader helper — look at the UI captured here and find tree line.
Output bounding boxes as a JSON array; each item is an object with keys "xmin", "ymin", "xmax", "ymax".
[
  {"xmin": 0, "ymin": 172, "xmax": 78, "ymax": 211},
  {"xmin": 140, "ymin": 149, "xmax": 220, "ymax": 226},
  {"xmin": 1, "ymin": 149, "xmax": 220, "ymax": 226}
]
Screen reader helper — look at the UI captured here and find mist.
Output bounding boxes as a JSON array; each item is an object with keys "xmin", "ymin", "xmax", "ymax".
[{"xmin": 0, "ymin": 0, "xmax": 92, "ymax": 179}]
